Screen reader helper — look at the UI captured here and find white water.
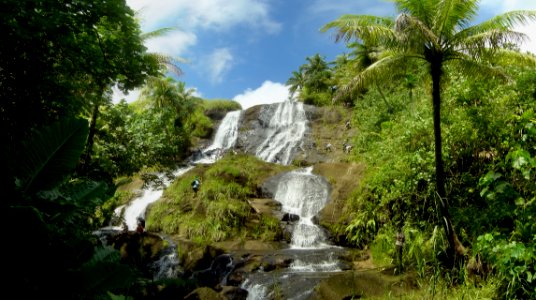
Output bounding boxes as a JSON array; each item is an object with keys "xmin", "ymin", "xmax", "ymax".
[
  {"xmin": 114, "ymin": 167, "xmax": 192, "ymax": 231},
  {"xmin": 113, "ymin": 110, "xmax": 242, "ymax": 229},
  {"xmin": 192, "ymin": 110, "xmax": 242, "ymax": 164},
  {"xmin": 243, "ymin": 105, "xmax": 343, "ymax": 299},
  {"xmin": 206, "ymin": 110, "xmax": 241, "ymax": 151},
  {"xmin": 255, "ymin": 100, "xmax": 307, "ymax": 165},
  {"xmin": 241, "ymin": 279, "xmax": 269, "ymax": 300},
  {"xmin": 274, "ymin": 167, "xmax": 330, "ymax": 249}
]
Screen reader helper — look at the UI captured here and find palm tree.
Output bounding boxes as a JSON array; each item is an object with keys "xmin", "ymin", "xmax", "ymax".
[
  {"xmin": 286, "ymin": 70, "xmax": 306, "ymax": 98},
  {"xmin": 141, "ymin": 77, "xmax": 195, "ymax": 126},
  {"xmin": 348, "ymin": 41, "xmax": 393, "ymax": 111},
  {"xmin": 321, "ymin": 0, "xmax": 536, "ymax": 260},
  {"xmin": 302, "ymin": 54, "xmax": 332, "ymax": 93}
]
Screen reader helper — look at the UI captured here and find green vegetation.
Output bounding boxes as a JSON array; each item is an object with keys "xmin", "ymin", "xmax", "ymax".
[
  {"xmin": 147, "ymin": 155, "xmax": 292, "ymax": 244},
  {"xmin": 317, "ymin": 1, "xmax": 535, "ymax": 298},
  {"xmin": 2, "ymin": 0, "xmax": 535, "ymax": 298}
]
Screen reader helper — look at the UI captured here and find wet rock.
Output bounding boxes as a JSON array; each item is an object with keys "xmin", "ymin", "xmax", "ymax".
[
  {"xmin": 311, "ymin": 270, "xmax": 409, "ymax": 300},
  {"xmin": 220, "ymin": 286, "xmax": 248, "ymax": 300},
  {"xmin": 260, "ymin": 255, "xmax": 294, "ymax": 272},
  {"xmin": 191, "ymin": 254, "xmax": 234, "ymax": 288},
  {"xmin": 226, "ymin": 269, "xmax": 246, "ymax": 286},
  {"xmin": 178, "ymin": 242, "xmax": 225, "ymax": 276},
  {"xmin": 282, "ymin": 224, "xmax": 293, "ymax": 243},
  {"xmin": 105, "ymin": 231, "xmax": 166, "ymax": 277},
  {"xmin": 260, "ymin": 172, "xmax": 286, "ymax": 198},
  {"xmin": 282, "ymin": 213, "xmax": 300, "ymax": 223},
  {"xmin": 184, "ymin": 287, "xmax": 225, "ymax": 300}
]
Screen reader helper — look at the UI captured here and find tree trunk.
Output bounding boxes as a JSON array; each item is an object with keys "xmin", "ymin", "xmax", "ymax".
[
  {"xmin": 375, "ymin": 82, "xmax": 393, "ymax": 113},
  {"xmin": 430, "ymin": 61, "xmax": 466, "ymax": 262},
  {"xmin": 82, "ymin": 85, "xmax": 106, "ymax": 169},
  {"xmin": 83, "ymin": 101, "xmax": 100, "ymax": 168}
]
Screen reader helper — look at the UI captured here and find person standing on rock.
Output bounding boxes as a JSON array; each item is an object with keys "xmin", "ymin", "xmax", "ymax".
[{"xmin": 395, "ymin": 227, "xmax": 405, "ymax": 274}]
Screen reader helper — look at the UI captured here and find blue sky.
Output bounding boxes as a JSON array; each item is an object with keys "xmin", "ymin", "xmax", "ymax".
[{"xmin": 114, "ymin": 0, "xmax": 536, "ymax": 109}]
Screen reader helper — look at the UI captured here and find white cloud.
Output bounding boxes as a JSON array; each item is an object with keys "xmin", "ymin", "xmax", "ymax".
[
  {"xmin": 144, "ymin": 30, "xmax": 197, "ymax": 56},
  {"xmin": 112, "ymin": 86, "xmax": 141, "ymax": 104},
  {"xmin": 206, "ymin": 48, "xmax": 234, "ymax": 84},
  {"xmin": 480, "ymin": 0, "xmax": 536, "ymax": 13},
  {"xmin": 515, "ymin": 23, "xmax": 536, "ymax": 54},
  {"xmin": 233, "ymin": 81, "xmax": 290, "ymax": 110},
  {"xmin": 127, "ymin": 0, "xmax": 281, "ymax": 33},
  {"xmin": 309, "ymin": 0, "xmax": 393, "ymax": 17}
]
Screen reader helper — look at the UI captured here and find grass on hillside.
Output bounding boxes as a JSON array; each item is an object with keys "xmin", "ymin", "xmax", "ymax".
[{"xmin": 145, "ymin": 154, "xmax": 293, "ymax": 245}]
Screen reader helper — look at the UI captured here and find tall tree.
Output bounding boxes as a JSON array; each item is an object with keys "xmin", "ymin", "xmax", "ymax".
[
  {"xmin": 0, "ymin": 0, "xmax": 159, "ymax": 144},
  {"xmin": 286, "ymin": 71, "xmax": 307, "ymax": 98},
  {"xmin": 322, "ymin": 0, "xmax": 536, "ymax": 260},
  {"xmin": 302, "ymin": 53, "xmax": 332, "ymax": 93}
]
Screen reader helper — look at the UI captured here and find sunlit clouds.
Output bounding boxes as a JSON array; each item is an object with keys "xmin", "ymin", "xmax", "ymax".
[
  {"xmin": 233, "ymin": 81, "xmax": 290, "ymax": 110},
  {"xmin": 119, "ymin": 0, "xmax": 535, "ymax": 102}
]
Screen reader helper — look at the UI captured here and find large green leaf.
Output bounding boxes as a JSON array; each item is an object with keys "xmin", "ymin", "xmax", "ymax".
[{"xmin": 16, "ymin": 118, "xmax": 89, "ymax": 193}]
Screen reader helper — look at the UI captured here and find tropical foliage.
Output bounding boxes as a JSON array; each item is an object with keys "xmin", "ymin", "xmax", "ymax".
[
  {"xmin": 2, "ymin": 0, "xmax": 535, "ymax": 298},
  {"xmin": 287, "ymin": 53, "xmax": 334, "ymax": 106},
  {"xmin": 321, "ymin": 0, "xmax": 536, "ymax": 262}
]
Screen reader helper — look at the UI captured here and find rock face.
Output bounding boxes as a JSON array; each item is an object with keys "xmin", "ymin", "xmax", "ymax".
[
  {"xmin": 234, "ymin": 103, "xmax": 357, "ymax": 166},
  {"xmin": 116, "ymin": 103, "xmax": 367, "ymax": 298}
]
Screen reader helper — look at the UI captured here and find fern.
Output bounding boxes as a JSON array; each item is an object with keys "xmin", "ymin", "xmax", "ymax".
[{"xmin": 15, "ymin": 118, "xmax": 89, "ymax": 193}]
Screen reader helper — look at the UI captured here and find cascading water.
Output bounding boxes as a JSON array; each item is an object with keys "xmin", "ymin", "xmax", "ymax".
[
  {"xmin": 191, "ymin": 110, "xmax": 242, "ymax": 164},
  {"xmin": 255, "ymin": 99, "xmax": 307, "ymax": 165},
  {"xmin": 242, "ymin": 103, "xmax": 344, "ymax": 299},
  {"xmin": 114, "ymin": 167, "xmax": 193, "ymax": 231},
  {"xmin": 207, "ymin": 110, "xmax": 241, "ymax": 152},
  {"xmin": 96, "ymin": 109, "xmax": 242, "ymax": 280},
  {"xmin": 275, "ymin": 167, "xmax": 330, "ymax": 249},
  {"xmin": 113, "ymin": 110, "xmax": 242, "ymax": 230}
]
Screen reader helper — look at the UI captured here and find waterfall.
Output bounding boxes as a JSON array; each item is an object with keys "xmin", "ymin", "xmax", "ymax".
[
  {"xmin": 207, "ymin": 110, "xmax": 241, "ymax": 151},
  {"xmin": 98, "ymin": 109, "xmax": 242, "ymax": 280},
  {"xmin": 242, "ymin": 104, "xmax": 344, "ymax": 299},
  {"xmin": 274, "ymin": 167, "xmax": 330, "ymax": 249},
  {"xmin": 193, "ymin": 110, "xmax": 242, "ymax": 164},
  {"xmin": 111, "ymin": 166, "xmax": 193, "ymax": 231},
  {"xmin": 255, "ymin": 100, "xmax": 307, "ymax": 165},
  {"xmin": 113, "ymin": 109, "xmax": 241, "ymax": 230}
]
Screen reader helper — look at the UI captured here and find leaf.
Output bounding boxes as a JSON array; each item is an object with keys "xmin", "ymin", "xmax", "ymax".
[
  {"xmin": 509, "ymin": 149, "xmax": 530, "ymax": 170},
  {"xmin": 16, "ymin": 118, "xmax": 89, "ymax": 193},
  {"xmin": 514, "ymin": 197, "xmax": 526, "ymax": 206}
]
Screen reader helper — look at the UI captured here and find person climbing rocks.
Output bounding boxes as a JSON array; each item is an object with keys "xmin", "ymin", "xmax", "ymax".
[
  {"xmin": 136, "ymin": 217, "xmax": 145, "ymax": 234},
  {"xmin": 191, "ymin": 177, "xmax": 201, "ymax": 194}
]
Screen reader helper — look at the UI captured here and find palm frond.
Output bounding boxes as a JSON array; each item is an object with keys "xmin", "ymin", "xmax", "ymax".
[
  {"xmin": 490, "ymin": 49, "xmax": 536, "ymax": 68},
  {"xmin": 395, "ymin": 0, "xmax": 436, "ymax": 26},
  {"xmin": 141, "ymin": 27, "xmax": 176, "ymax": 41},
  {"xmin": 61, "ymin": 179, "xmax": 108, "ymax": 207},
  {"xmin": 458, "ymin": 10, "xmax": 536, "ymax": 41},
  {"xmin": 16, "ymin": 118, "xmax": 89, "ymax": 193},
  {"xmin": 320, "ymin": 14, "xmax": 395, "ymax": 45},
  {"xmin": 334, "ymin": 54, "xmax": 411, "ymax": 103},
  {"xmin": 434, "ymin": 0, "xmax": 478, "ymax": 35},
  {"xmin": 447, "ymin": 55, "xmax": 510, "ymax": 82},
  {"xmin": 147, "ymin": 53, "xmax": 187, "ymax": 76},
  {"xmin": 395, "ymin": 13, "xmax": 440, "ymax": 51},
  {"xmin": 457, "ymin": 29, "xmax": 527, "ymax": 58},
  {"xmin": 484, "ymin": 10, "xmax": 536, "ymax": 29}
]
